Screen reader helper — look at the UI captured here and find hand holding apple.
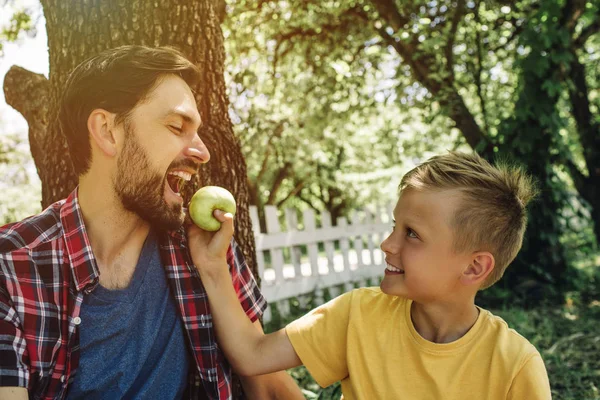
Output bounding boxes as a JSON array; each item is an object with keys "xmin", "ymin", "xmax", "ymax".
[
  {"xmin": 189, "ymin": 186, "xmax": 237, "ymax": 231},
  {"xmin": 186, "ymin": 186, "xmax": 237, "ymax": 282}
]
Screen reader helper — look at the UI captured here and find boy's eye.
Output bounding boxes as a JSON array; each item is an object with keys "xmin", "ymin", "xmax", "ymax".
[{"xmin": 406, "ymin": 228, "xmax": 418, "ymax": 239}]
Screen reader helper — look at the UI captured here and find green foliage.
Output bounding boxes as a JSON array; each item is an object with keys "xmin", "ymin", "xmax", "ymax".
[
  {"xmin": 224, "ymin": 0, "xmax": 461, "ymax": 217},
  {"xmin": 0, "ymin": 131, "xmax": 41, "ymax": 224},
  {"xmin": 496, "ymin": 301, "xmax": 600, "ymax": 400},
  {"xmin": 482, "ymin": 0, "xmax": 600, "ymax": 300},
  {"xmin": 289, "ymin": 366, "xmax": 342, "ymax": 400},
  {"xmin": 226, "ymin": 0, "xmax": 600, "ymax": 300},
  {"xmin": 0, "ymin": 4, "xmax": 37, "ymax": 56}
]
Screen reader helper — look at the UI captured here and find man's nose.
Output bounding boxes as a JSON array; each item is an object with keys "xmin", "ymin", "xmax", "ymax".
[{"xmin": 185, "ymin": 133, "xmax": 210, "ymax": 164}]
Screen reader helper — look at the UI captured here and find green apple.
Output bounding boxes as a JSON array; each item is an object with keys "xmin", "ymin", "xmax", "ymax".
[{"xmin": 189, "ymin": 186, "xmax": 237, "ymax": 231}]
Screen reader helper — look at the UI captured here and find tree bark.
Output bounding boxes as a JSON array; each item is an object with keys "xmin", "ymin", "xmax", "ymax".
[
  {"xmin": 565, "ymin": 50, "xmax": 600, "ymax": 242},
  {"xmin": 3, "ymin": 66, "xmax": 50, "ymax": 196},
  {"xmin": 369, "ymin": 0, "xmax": 492, "ymax": 153}
]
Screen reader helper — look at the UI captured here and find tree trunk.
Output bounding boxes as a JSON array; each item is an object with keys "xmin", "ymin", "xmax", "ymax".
[
  {"xmin": 3, "ymin": 0, "xmax": 258, "ymax": 275},
  {"xmin": 3, "ymin": 3, "xmax": 256, "ymax": 395},
  {"xmin": 566, "ymin": 50, "xmax": 600, "ymax": 243}
]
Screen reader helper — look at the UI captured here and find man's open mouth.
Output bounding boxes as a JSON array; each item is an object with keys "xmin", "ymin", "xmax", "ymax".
[{"xmin": 166, "ymin": 170, "xmax": 192, "ymax": 196}]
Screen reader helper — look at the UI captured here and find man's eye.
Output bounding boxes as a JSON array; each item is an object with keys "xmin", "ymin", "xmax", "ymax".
[
  {"xmin": 407, "ymin": 228, "xmax": 418, "ymax": 239},
  {"xmin": 169, "ymin": 125, "xmax": 183, "ymax": 134}
]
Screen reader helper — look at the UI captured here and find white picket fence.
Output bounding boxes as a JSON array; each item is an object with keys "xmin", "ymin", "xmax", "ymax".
[{"xmin": 249, "ymin": 204, "xmax": 393, "ymax": 322}]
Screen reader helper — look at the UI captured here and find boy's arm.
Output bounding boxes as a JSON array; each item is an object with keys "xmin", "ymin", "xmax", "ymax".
[
  {"xmin": 203, "ymin": 264, "xmax": 302, "ymax": 375},
  {"xmin": 507, "ymin": 354, "xmax": 552, "ymax": 400},
  {"xmin": 238, "ymin": 321, "xmax": 305, "ymax": 399},
  {"xmin": 187, "ymin": 211, "xmax": 302, "ymax": 376}
]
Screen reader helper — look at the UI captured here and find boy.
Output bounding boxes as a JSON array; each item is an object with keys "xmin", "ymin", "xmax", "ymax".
[{"xmin": 187, "ymin": 151, "xmax": 552, "ymax": 399}]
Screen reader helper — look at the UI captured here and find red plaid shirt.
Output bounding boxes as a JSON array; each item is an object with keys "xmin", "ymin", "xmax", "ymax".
[{"xmin": 0, "ymin": 189, "xmax": 266, "ymax": 400}]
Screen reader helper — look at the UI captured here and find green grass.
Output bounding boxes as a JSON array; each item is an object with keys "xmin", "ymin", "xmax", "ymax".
[
  {"xmin": 496, "ymin": 302, "xmax": 600, "ymax": 399},
  {"xmin": 269, "ymin": 288, "xmax": 600, "ymax": 399}
]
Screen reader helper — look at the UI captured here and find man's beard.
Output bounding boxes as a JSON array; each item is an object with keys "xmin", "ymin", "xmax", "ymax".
[{"xmin": 114, "ymin": 123, "xmax": 184, "ymax": 231}]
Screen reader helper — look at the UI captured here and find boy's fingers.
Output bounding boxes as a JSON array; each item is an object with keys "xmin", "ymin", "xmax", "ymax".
[
  {"xmin": 211, "ymin": 210, "xmax": 235, "ymax": 245},
  {"xmin": 213, "ymin": 209, "xmax": 231, "ymax": 221}
]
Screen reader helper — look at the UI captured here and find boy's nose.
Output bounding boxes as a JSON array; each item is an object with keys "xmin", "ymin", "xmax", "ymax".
[
  {"xmin": 185, "ymin": 133, "xmax": 210, "ymax": 164},
  {"xmin": 381, "ymin": 232, "xmax": 400, "ymax": 254}
]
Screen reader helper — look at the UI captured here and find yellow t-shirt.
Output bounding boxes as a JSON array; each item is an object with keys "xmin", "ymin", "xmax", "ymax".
[{"xmin": 286, "ymin": 287, "xmax": 551, "ymax": 400}]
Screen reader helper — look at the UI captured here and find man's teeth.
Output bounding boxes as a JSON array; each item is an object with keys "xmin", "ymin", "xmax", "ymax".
[
  {"xmin": 386, "ymin": 263, "xmax": 404, "ymax": 273},
  {"xmin": 168, "ymin": 171, "xmax": 192, "ymax": 181}
]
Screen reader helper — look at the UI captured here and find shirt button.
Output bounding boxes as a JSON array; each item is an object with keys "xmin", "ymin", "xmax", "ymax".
[
  {"xmin": 73, "ymin": 317, "xmax": 82, "ymax": 325},
  {"xmin": 60, "ymin": 376, "xmax": 66, "ymax": 383}
]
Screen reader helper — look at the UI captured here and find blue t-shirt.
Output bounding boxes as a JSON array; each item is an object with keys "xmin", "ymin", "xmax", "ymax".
[{"xmin": 67, "ymin": 231, "xmax": 190, "ymax": 399}]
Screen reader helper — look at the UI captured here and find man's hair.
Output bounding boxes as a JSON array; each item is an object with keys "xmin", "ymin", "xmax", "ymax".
[
  {"xmin": 400, "ymin": 151, "xmax": 538, "ymax": 289},
  {"xmin": 58, "ymin": 45, "xmax": 201, "ymax": 175}
]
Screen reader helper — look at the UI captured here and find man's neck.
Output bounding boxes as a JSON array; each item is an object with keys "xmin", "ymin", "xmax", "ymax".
[
  {"xmin": 78, "ymin": 178, "xmax": 151, "ymax": 289},
  {"xmin": 410, "ymin": 298, "xmax": 480, "ymax": 344}
]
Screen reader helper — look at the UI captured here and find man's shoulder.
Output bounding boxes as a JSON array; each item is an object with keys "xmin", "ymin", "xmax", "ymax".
[{"xmin": 0, "ymin": 200, "xmax": 65, "ymax": 255}]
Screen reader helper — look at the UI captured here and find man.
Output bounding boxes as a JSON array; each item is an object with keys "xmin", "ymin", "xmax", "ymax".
[{"xmin": 0, "ymin": 45, "xmax": 304, "ymax": 400}]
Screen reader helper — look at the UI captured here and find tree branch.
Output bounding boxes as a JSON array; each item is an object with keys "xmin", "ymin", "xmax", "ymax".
[
  {"xmin": 273, "ymin": 6, "xmax": 365, "ymax": 45},
  {"xmin": 562, "ymin": 0, "xmax": 586, "ymax": 32},
  {"xmin": 297, "ymin": 191, "xmax": 320, "ymax": 213},
  {"xmin": 473, "ymin": 2, "xmax": 489, "ymax": 134},
  {"xmin": 3, "ymin": 65, "xmax": 50, "ymax": 184},
  {"xmin": 574, "ymin": 18, "xmax": 600, "ymax": 48},
  {"xmin": 266, "ymin": 162, "xmax": 291, "ymax": 205},
  {"xmin": 564, "ymin": 158, "xmax": 589, "ymax": 195},
  {"xmin": 445, "ymin": 0, "xmax": 465, "ymax": 76},
  {"xmin": 4, "ymin": 66, "xmax": 49, "ymax": 127},
  {"xmin": 276, "ymin": 179, "xmax": 305, "ymax": 208},
  {"xmin": 255, "ymin": 122, "xmax": 285, "ymax": 185},
  {"xmin": 369, "ymin": 0, "xmax": 411, "ymax": 32},
  {"xmin": 373, "ymin": 24, "xmax": 432, "ymax": 88},
  {"xmin": 371, "ymin": 3, "xmax": 488, "ymax": 151},
  {"xmin": 565, "ymin": 49, "xmax": 600, "ymax": 179}
]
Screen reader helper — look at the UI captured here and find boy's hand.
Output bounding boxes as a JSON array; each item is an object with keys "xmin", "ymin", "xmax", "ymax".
[
  {"xmin": 186, "ymin": 209, "xmax": 234, "ymax": 281},
  {"xmin": 186, "ymin": 209, "xmax": 304, "ymax": 377}
]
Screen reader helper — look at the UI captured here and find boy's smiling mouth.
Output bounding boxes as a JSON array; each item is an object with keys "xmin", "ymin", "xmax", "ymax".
[{"xmin": 385, "ymin": 262, "xmax": 405, "ymax": 274}]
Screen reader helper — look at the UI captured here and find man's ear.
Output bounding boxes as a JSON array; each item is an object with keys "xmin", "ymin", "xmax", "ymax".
[
  {"xmin": 88, "ymin": 109, "xmax": 118, "ymax": 157},
  {"xmin": 461, "ymin": 252, "xmax": 495, "ymax": 286}
]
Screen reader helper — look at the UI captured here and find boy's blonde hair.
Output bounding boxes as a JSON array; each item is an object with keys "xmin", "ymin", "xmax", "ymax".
[{"xmin": 400, "ymin": 151, "xmax": 537, "ymax": 289}]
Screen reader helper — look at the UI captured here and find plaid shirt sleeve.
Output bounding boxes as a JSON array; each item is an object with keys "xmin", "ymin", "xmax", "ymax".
[
  {"xmin": 0, "ymin": 279, "xmax": 29, "ymax": 388},
  {"xmin": 227, "ymin": 239, "xmax": 267, "ymax": 323}
]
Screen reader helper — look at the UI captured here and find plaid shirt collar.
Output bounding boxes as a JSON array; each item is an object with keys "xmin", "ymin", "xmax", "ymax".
[
  {"xmin": 60, "ymin": 189, "xmax": 100, "ymax": 293},
  {"xmin": 58, "ymin": 190, "xmax": 185, "ymax": 293}
]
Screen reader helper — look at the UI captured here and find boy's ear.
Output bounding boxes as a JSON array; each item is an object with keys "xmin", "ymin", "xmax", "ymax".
[
  {"xmin": 461, "ymin": 252, "xmax": 495, "ymax": 286},
  {"xmin": 88, "ymin": 109, "xmax": 118, "ymax": 157}
]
